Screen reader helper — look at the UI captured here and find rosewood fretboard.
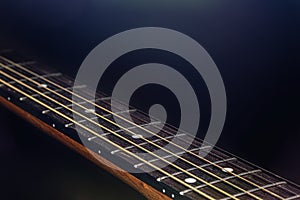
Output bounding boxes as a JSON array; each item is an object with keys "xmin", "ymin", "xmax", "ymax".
[{"xmin": 0, "ymin": 49, "xmax": 299, "ymax": 200}]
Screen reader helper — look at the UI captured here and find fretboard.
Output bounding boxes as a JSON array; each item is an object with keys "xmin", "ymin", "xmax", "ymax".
[{"xmin": 0, "ymin": 49, "xmax": 299, "ymax": 200}]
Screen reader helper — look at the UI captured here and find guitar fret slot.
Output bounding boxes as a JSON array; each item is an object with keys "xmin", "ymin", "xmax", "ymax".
[
  {"xmin": 220, "ymin": 181, "xmax": 287, "ymax": 200},
  {"xmin": 134, "ymin": 146, "xmax": 211, "ymax": 169},
  {"xmin": 157, "ymin": 157, "xmax": 237, "ymax": 182},
  {"xmin": 179, "ymin": 169, "xmax": 262, "ymax": 195}
]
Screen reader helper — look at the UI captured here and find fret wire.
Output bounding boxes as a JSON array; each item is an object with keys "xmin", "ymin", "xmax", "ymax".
[
  {"xmin": 157, "ymin": 157, "xmax": 237, "ymax": 182},
  {"xmin": 111, "ymin": 101, "xmax": 291, "ymax": 200},
  {"xmin": 0, "ymin": 78, "xmax": 216, "ymax": 200},
  {"xmin": 0, "ymin": 56, "xmax": 286, "ymax": 199},
  {"xmin": 220, "ymin": 181, "xmax": 287, "ymax": 200},
  {"xmin": 285, "ymin": 195, "xmax": 300, "ymax": 200},
  {"xmin": 125, "ymin": 111, "xmax": 272, "ymax": 192},
  {"xmin": 186, "ymin": 135, "xmax": 300, "ymax": 199},
  {"xmin": 42, "ymin": 97, "xmax": 107, "ymax": 114},
  {"xmin": 85, "ymin": 90, "xmax": 291, "ymax": 199},
  {"xmin": 218, "ymin": 155, "xmax": 300, "ymax": 199},
  {"xmin": 114, "ymin": 121, "xmax": 161, "ymax": 133},
  {"xmin": 134, "ymin": 146, "xmax": 211, "ymax": 169},
  {"xmin": 0, "ymin": 67, "xmax": 237, "ymax": 199},
  {"xmin": 0, "ymin": 72, "xmax": 62, "ymax": 86},
  {"xmin": 111, "ymin": 133, "xmax": 187, "ymax": 155},
  {"xmin": 64, "ymin": 109, "xmax": 136, "ymax": 128},
  {"xmin": 0, "ymin": 62, "xmax": 262, "ymax": 200},
  {"xmin": 180, "ymin": 169, "xmax": 262, "ymax": 195}
]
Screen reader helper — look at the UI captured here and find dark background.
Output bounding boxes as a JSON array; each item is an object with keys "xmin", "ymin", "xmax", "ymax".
[{"xmin": 0, "ymin": 0, "xmax": 299, "ymax": 199}]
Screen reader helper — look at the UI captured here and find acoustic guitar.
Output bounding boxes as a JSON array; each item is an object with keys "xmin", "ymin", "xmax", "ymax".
[{"xmin": 0, "ymin": 49, "xmax": 299, "ymax": 200}]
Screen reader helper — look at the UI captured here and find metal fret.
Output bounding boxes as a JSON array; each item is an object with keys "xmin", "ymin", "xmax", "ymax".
[
  {"xmin": 87, "ymin": 132, "xmax": 111, "ymax": 141},
  {"xmin": 64, "ymin": 109, "xmax": 136, "ymax": 128},
  {"xmin": 19, "ymin": 84, "xmax": 87, "ymax": 101},
  {"xmin": 111, "ymin": 133, "xmax": 187, "ymax": 155},
  {"xmin": 114, "ymin": 121, "xmax": 161, "ymax": 133},
  {"xmin": 134, "ymin": 146, "xmax": 211, "ymax": 169},
  {"xmin": 220, "ymin": 181, "xmax": 287, "ymax": 200},
  {"xmin": 285, "ymin": 195, "xmax": 300, "ymax": 200},
  {"xmin": 157, "ymin": 157, "xmax": 237, "ymax": 182},
  {"xmin": 204, "ymin": 147, "xmax": 300, "ymax": 199},
  {"xmin": 102, "ymin": 108, "xmax": 136, "ymax": 117},
  {"xmin": 41, "ymin": 97, "xmax": 109, "ymax": 114},
  {"xmin": 179, "ymin": 169, "xmax": 262, "ymax": 195}
]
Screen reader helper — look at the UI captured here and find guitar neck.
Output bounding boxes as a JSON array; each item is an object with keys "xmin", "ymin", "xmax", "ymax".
[{"xmin": 0, "ymin": 49, "xmax": 299, "ymax": 200}]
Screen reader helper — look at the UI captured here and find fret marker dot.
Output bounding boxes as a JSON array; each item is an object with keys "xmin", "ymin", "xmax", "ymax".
[
  {"xmin": 85, "ymin": 109, "xmax": 95, "ymax": 113},
  {"xmin": 132, "ymin": 134, "xmax": 143, "ymax": 139},
  {"xmin": 162, "ymin": 189, "xmax": 165, "ymax": 193},
  {"xmin": 38, "ymin": 84, "xmax": 48, "ymax": 88},
  {"xmin": 52, "ymin": 124, "xmax": 56, "ymax": 128},
  {"xmin": 184, "ymin": 177, "xmax": 197, "ymax": 184},
  {"xmin": 222, "ymin": 167, "xmax": 234, "ymax": 173},
  {"xmin": 7, "ymin": 97, "xmax": 11, "ymax": 101},
  {"xmin": 171, "ymin": 194, "xmax": 175, "ymax": 198}
]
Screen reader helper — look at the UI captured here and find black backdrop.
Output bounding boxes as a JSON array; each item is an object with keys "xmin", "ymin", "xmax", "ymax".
[{"xmin": 0, "ymin": 1, "xmax": 299, "ymax": 199}]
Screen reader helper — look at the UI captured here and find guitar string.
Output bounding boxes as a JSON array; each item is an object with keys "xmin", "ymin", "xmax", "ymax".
[
  {"xmin": 0, "ymin": 57, "xmax": 286, "ymax": 199},
  {"xmin": 110, "ymin": 99, "xmax": 293, "ymax": 195},
  {"xmin": 0, "ymin": 61, "xmax": 268, "ymax": 199},
  {"xmin": 0, "ymin": 67, "xmax": 239, "ymax": 199},
  {"xmin": 0, "ymin": 57, "xmax": 284, "ymax": 199},
  {"xmin": 103, "ymin": 98, "xmax": 300, "ymax": 198},
  {"xmin": 0, "ymin": 78, "xmax": 217, "ymax": 200},
  {"xmin": 202, "ymin": 148, "xmax": 299, "ymax": 198},
  {"xmin": 0, "ymin": 64, "xmax": 265, "ymax": 200},
  {"xmin": 1, "ymin": 57, "xmax": 286, "ymax": 199}
]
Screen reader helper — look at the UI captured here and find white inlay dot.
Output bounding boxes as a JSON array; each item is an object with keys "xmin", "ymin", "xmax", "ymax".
[
  {"xmin": 85, "ymin": 109, "xmax": 95, "ymax": 113},
  {"xmin": 222, "ymin": 167, "xmax": 234, "ymax": 173},
  {"xmin": 184, "ymin": 177, "xmax": 197, "ymax": 184},
  {"xmin": 132, "ymin": 134, "xmax": 143, "ymax": 139},
  {"xmin": 38, "ymin": 84, "xmax": 48, "ymax": 88}
]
